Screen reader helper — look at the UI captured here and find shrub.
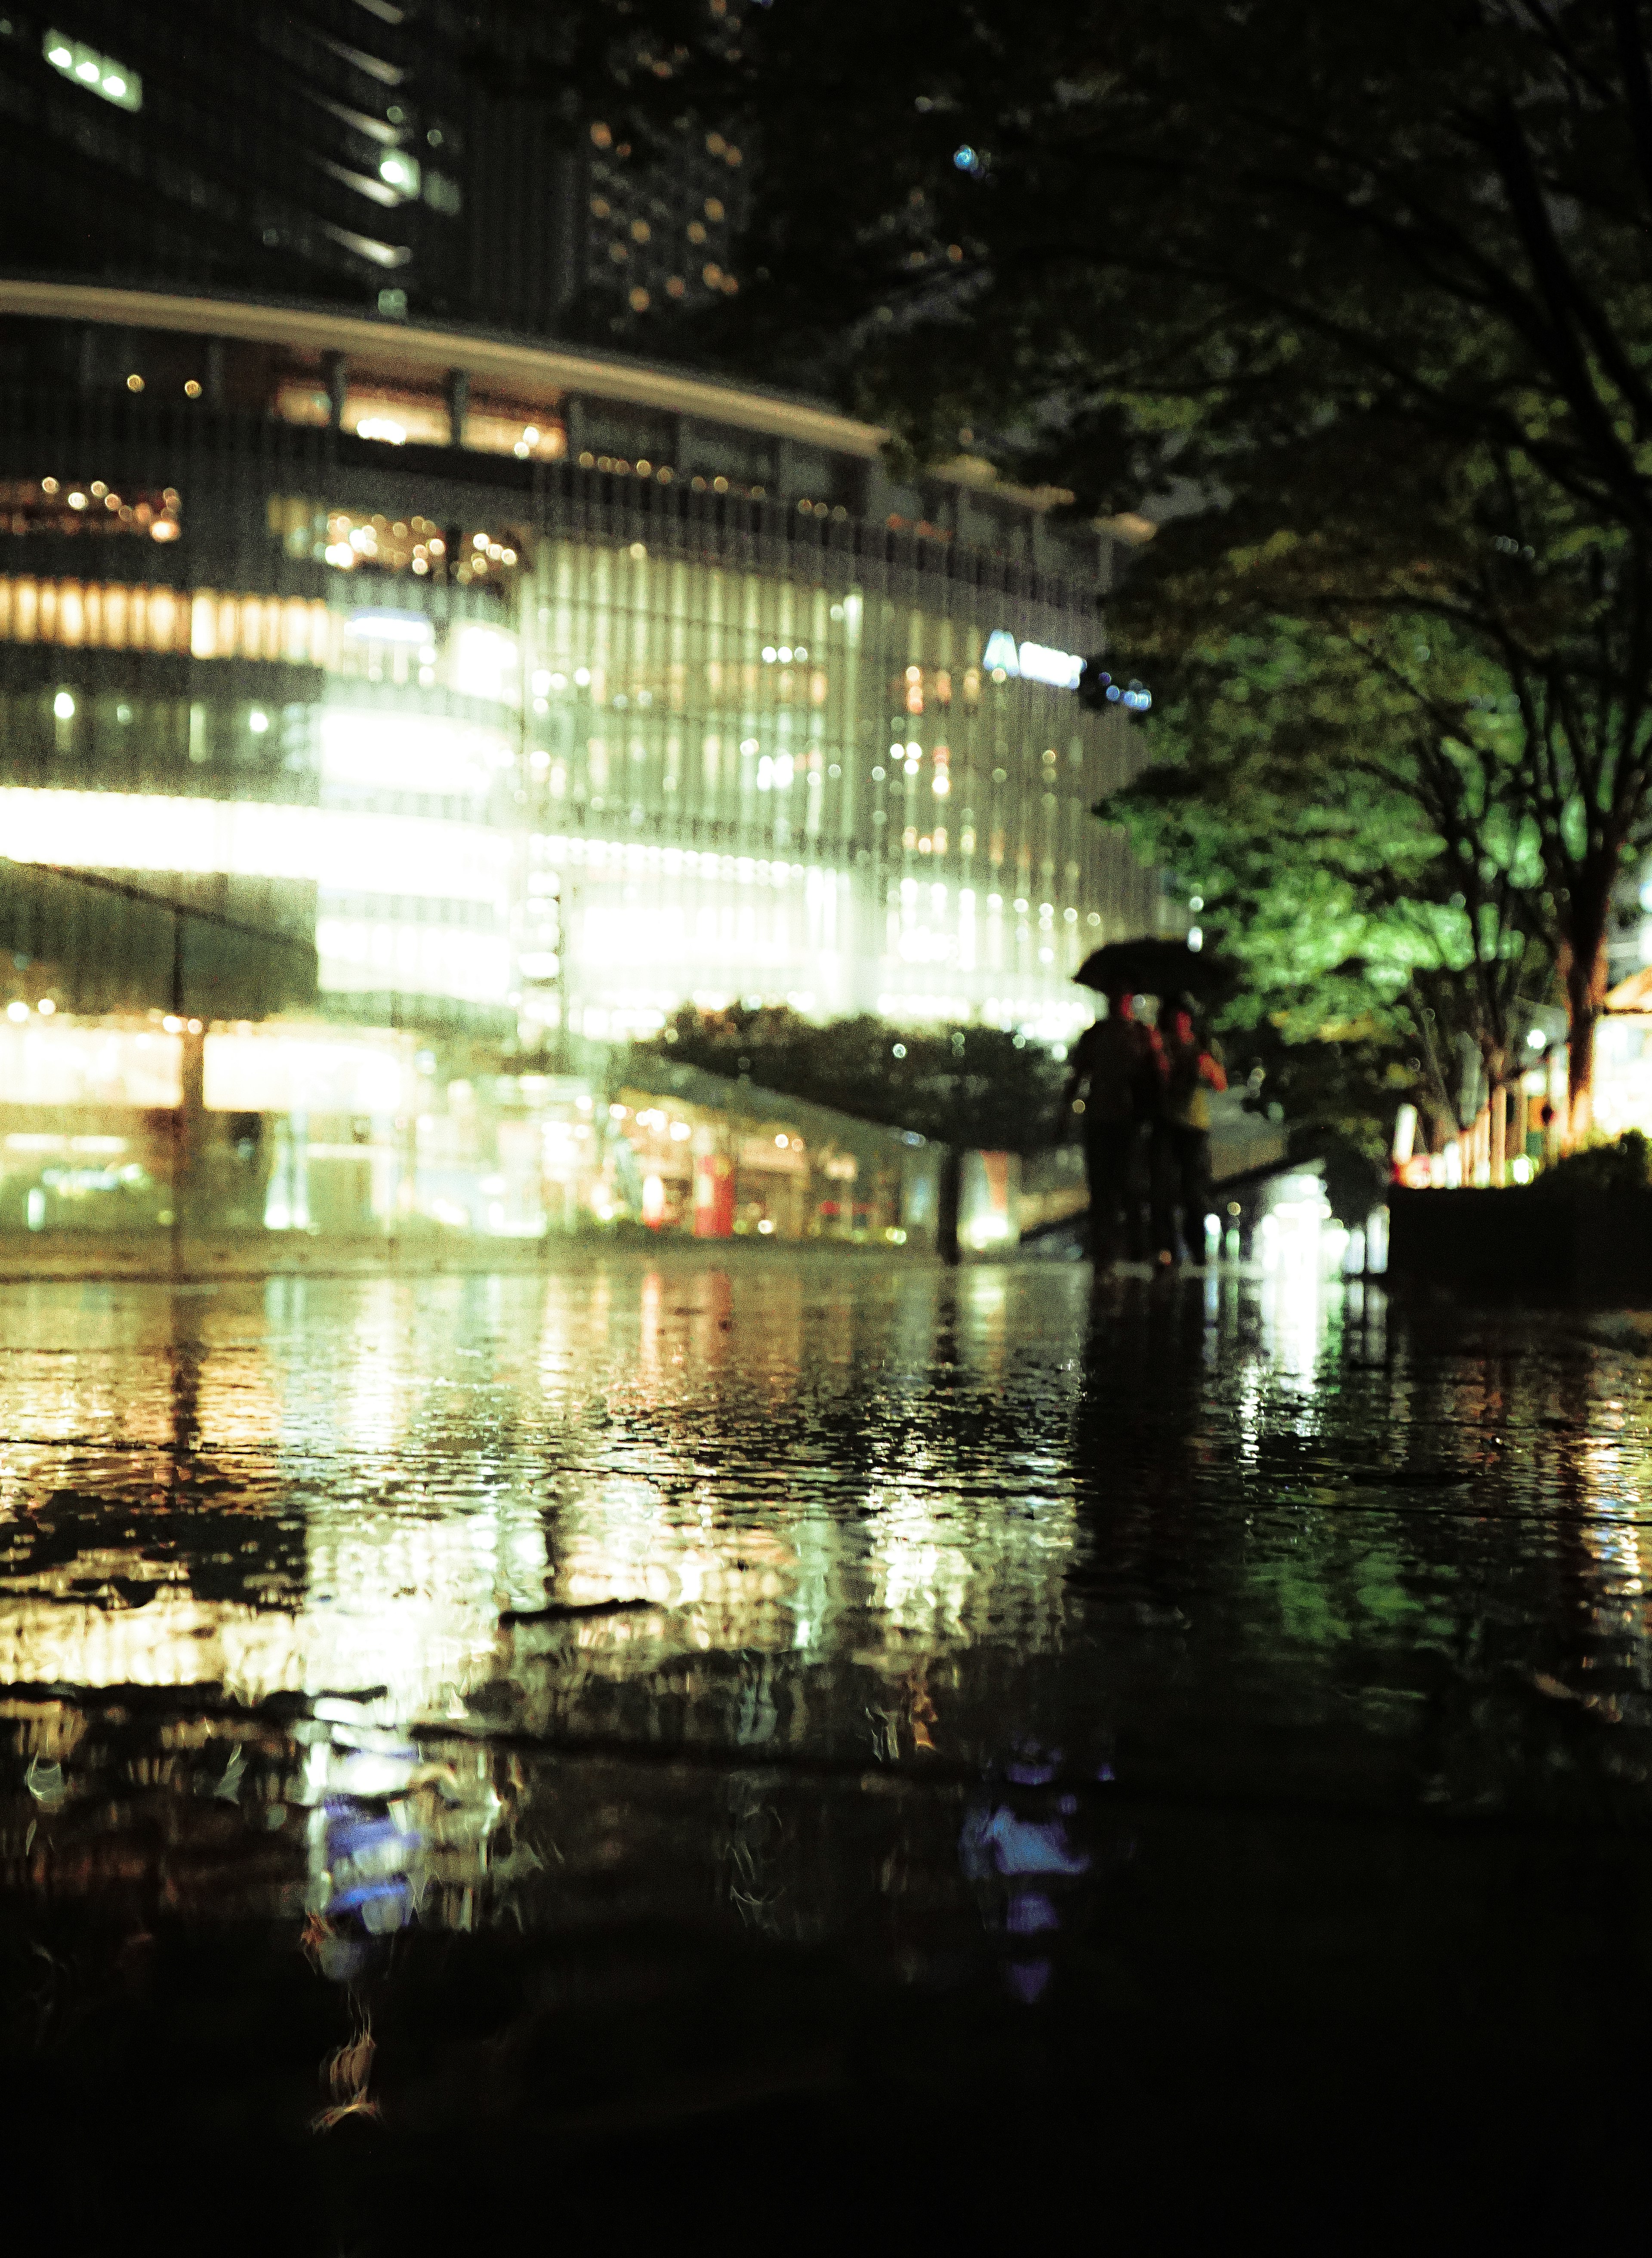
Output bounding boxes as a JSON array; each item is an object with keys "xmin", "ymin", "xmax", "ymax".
[
  {"xmin": 633, "ymin": 1005, "xmax": 1069, "ymax": 1152},
  {"xmin": 1532, "ymin": 1130, "xmax": 1652, "ymax": 1199}
]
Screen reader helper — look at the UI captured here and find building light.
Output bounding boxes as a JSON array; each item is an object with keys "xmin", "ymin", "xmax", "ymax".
[
  {"xmin": 379, "ymin": 151, "xmax": 421, "ymax": 197},
  {"xmin": 346, "ymin": 610, "xmax": 429, "ymax": 644},
  {"xmin": 52, "ymin": 690, "xmax": 74, "ymax": 720},
  {"xmin": 452, "ymin": 623, "xmax": 519, "ymax": 700},
  {"xmin": 45, "ymin": 30, "xmax": 141, "ymax": 110}
]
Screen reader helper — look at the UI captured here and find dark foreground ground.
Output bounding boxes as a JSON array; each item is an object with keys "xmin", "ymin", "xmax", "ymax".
[{"xmin": 2, "ymin": 1251, "xmax": 1650, "ymax": 2247}]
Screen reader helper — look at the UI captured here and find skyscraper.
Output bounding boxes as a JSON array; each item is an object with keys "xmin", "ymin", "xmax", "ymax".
[{"xmin": 0, "ymin": 2, "xmax": 748, "ymax": 340}]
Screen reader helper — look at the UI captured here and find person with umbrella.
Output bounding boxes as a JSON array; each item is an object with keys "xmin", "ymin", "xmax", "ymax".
[
  {"xmin": 1061, "ymin": 985, "xmax": 1162, "ymax": 1265},
  {"xmin": 1066, "ymin": 938, "xmax": 1229, "ymax": 1269},
  {"xmin": 1151, "ymin": 996, "xmax": 1227, "ymax": 1266}
]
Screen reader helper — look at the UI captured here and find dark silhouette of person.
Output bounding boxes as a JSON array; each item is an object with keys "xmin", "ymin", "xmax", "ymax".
[
  {"xmin": 1063, "ymin": 989, "xmax": 1162, "ymax": 1264},
  {"xmin": 1151, "ymin": 1001, "xmax": 1227, "ymax": 1265}
]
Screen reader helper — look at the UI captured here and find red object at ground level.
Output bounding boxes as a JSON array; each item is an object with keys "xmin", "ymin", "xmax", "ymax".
[{"xmin": 693, "ymin": 1151, "xmax": 734, "ymax": 1237}]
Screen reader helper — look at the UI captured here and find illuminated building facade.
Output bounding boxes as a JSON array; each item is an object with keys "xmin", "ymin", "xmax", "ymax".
[{"xmin": 0, "ymin": 282, "xmax": 1161, "ymax": 1060}]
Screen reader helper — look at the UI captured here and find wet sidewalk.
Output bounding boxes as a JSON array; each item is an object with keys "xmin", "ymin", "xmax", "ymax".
[{"xmin": 1, "ymin": 1256, "xmax": 1649, "ymax": 2241}]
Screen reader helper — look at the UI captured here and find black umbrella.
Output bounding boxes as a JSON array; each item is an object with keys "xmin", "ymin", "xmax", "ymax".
[{"xmin": 1073, "ymin": 936, "xmax": 1230, "ymax": 998}]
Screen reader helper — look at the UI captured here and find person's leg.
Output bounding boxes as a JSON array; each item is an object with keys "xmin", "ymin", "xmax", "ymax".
[
  {"xmin": 1182, "ymin": 1129, "xmax": 1213, "ymax": 1261},
  {"xmin": 1085, "ymin": 1123, "xmax": 1128, "ymax": 1262},
  {"xmin": 1148, "ymin": 1124, "xmax": 1177, "ymax": 1262},
  {"xmin": 1082, "ymin": 1127, "xmax": 1112, "ymax": 1260}
]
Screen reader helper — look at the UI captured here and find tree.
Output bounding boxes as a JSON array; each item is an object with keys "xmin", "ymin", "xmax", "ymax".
[
  {"xmin": 636, "ymin": 1005, "xmax": 1066, "ymax": 1151},
  {"xmin": 1109, "ymin": 412, "xmax": 1648, "ymax": 1130},
  {"xmin": 1106, "ymin": 607, "xmax": 1551, "ymax": 1153},
  {"xmin": 507, "ymin": 2, "xmax": 1652, "ymax": 523}
]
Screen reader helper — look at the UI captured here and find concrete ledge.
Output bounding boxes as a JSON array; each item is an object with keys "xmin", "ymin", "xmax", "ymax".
[{"xmin": 1387, "ymin": 1188, "xmax": 1652, "ymax": 1304}]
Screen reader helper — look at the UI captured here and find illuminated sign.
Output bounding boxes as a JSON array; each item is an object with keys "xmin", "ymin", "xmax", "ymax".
[
  {"xmin": 347, "ymin": 610, "xmax": 430, "ymax": 644},
  {"xmin": 1016, "ymin": 640, "xmax": 1085, "ymax": 689},
  {"xmin": 980, "ymin": 628, "xmax": 1084, "ymax": 690}
]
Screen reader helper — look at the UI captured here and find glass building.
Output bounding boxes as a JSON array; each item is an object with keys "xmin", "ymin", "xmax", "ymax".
[{"xmin": 0, "ymin": 282, "xmax": 1164, "ymax": 1059}]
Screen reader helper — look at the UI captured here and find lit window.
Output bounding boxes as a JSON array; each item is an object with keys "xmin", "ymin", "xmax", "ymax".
[
  {"xmin": 687, "ymin": 221, "xmax": 707, "ymax": 245},
  {"xmin": 630, "ymin": 218, "xmax": 651, "ymax": 243},
  {"xmin": 629, "ymin": 286, "xmax": 650, "ymax": 312},
  {"xmin": 705, "ymin": 197, "xmax": 725, "ymax": 222},
  {"xmin": 44, "ymin": 29, "xmax": 140, "ymax": 109}
]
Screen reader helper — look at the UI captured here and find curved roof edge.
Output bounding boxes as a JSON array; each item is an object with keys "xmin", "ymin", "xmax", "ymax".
[{"xmin": 0, "ymin": 278, "xmax": 890, "ymax": 462}]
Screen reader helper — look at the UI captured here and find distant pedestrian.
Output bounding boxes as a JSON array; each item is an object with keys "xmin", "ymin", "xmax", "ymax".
[
  {"xmin": 1152, "ymin": 1000, "xmax": 1227, "ymax": 1265},
  {"xmin": 1064, "ymin": 989, "xmax": 1162, "ymax": 1264}
]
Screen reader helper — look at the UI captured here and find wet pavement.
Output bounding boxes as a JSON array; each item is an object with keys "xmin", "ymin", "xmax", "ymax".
[{"xmin": 3, "ymin": 1252, "xmax": 1652, "ymax": 2243}]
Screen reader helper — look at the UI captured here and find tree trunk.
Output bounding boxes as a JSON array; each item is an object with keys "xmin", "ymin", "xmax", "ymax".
[
  {"xmin": 1561, "ymin": 935, "xmax": 1609, "ymax": 1146},
  {"xmin": 1489, "ymin": 1084, "xmax": 1507, "ymax": 1185}
]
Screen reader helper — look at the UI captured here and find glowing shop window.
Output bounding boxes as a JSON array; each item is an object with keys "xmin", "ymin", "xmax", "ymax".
[
  {"xmin": 0, "ymin": 578, "xmax": 334, "ymax": 667},
  {"xmin": 274, "ymin": 384, "xmax": 333, "ymax": 430},
  {"xmin": 0, "ymin": 1020, "xmax": 180, "ymax": 1107},
  {"xmin": 342, "ymin": 392, "xmax": 449, "ymax": 448},
  {"xmin": 465, "ymin": 412, "xmax": 566, "ymax": 461},
  {"xmin": 0, "ymin": 789, "xmax": 512, "ymax": 905},
  {"xmin": 318, "ymin": 709, "xmax": 509, "ymax": 799},
  {"xmin": 203, "ymin": 1029, "xmax": 409, "ymax": 1115},
  {"xmin": 451, "ymin": 622, "xmax": 520, "ymax": 703},
  {"xmin": 43, "ymin": 28, "xmax": 141, "ymax": 110}
]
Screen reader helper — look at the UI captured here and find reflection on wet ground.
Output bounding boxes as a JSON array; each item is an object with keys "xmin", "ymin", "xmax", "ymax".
[{"xmin": 5, "ymin": 1255, "xmax": 1652, "ymax": 2238}]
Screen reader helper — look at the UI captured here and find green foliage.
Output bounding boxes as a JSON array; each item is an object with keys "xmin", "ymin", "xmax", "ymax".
[
  {"xmin": 1103, "ymin": 585, "xmax": 1552, "ymax": 1144},
  {"xmin": 1102, "ymin": 415, "xmax": 1649, "ymax": 1119},
  {"xmin": 1532, "ymin": 1131, "xmax": 1652, "ymax": 1201},
  {"xmin": 637, "ymin": 1005, "xmax": 1067, "ymax": 1151}
]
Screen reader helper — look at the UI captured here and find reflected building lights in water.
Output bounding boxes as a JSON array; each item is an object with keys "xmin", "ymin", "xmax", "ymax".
[{"xmin": 12, "ymin": 1254, "xmax": 1652, "ymax": 1997}]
